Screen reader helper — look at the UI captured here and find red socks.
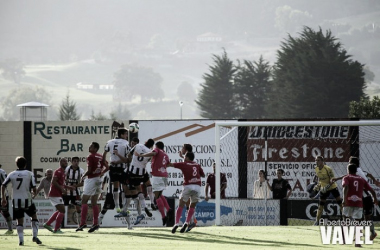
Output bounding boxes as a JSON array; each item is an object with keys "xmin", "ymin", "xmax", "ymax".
[
  {"xmin": 81, "ymin": 204, "xmax": 88, "ymax": 225},
  {"xmin": 186, "ymin": 207, "xmax": 195, "ymax": 224}
]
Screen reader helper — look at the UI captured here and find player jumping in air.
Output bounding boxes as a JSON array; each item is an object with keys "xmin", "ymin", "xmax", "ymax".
[{"xmin": 168, "ymin": 152, "xmax": 205, "ymax": 233}]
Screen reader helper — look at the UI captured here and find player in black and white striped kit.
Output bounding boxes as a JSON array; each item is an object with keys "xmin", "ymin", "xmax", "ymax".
[
  {"xmin": 1, "ymin": 156, "xmax": 42, "ymax": 246},
  {"xmin": 0, "ymin": 163, "xmax": 14, "ymax": 235},
  {"xmin": 127, "ymin": 139, "xmax": 155, "ymax": 225},
  {"xmin": 64, "ymin": 156, "xmax": 85, "ymax": 227},
  {"xmin": 103, "ymin": 128, "xmax": 130, "ymax": 212},
  {"xmin": 99, "ymin": 172, "xmax": 133, "ymax": 230}
]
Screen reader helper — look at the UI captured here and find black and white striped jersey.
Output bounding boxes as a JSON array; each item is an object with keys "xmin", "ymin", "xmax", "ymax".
[
  {"xmin": 128, "ymin": 144, "xmax": 151, "ymax": 175},
  {"xmin": 0, "ymin": 168, "xmax": 9, "ymax": 196},
  {"xmin": 101, "ymin": 172, "xmax": 112, "ymax": 193},
  {"xmin": 104, "ymin": 137, "xmax": 130, "ymax": 168},
  {"xmin": 2, "ymin": 169, "xmax": 35, "ymax": 209},
  {"xmin": 65, "ymin": 165, "xmax": 84, "ymax": 196}
]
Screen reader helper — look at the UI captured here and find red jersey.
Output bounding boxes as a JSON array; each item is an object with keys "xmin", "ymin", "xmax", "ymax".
[
  {"xmin": 49, "ymin": 167, "xmax": 65, "ymax": 197},
  {"xmin": 342, "ymin": 174, "xmax": 373, "ymax": 207},
  {"xmin": 151, "ymin": 148, "xmax": 169, "ymax": 177},
  {"xmin": 87, "ymin": 153, "xmax": 104, "ymax": 178},
  {"xmin": 173, "ymin": 161, "xmax": 204, "ymax": 186}
]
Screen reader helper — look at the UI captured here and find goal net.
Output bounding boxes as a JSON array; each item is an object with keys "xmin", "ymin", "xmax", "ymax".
[{"xmin": 213, "ymin": 120, "xmax": 380, "ymax": 226}]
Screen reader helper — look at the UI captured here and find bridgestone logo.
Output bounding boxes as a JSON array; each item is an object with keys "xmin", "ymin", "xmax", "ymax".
[
  {"xmin": 247, "ymin": 126, "xmax": 354, "ymax": 162},
  {"xmin": 249, "ymin": 126, "xmax": 350, "ymax": 139}
]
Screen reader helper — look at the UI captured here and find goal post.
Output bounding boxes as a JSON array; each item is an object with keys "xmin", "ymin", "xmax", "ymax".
[{"xmin": 214, "ymin": 120, "xmax": 380, "ymax": 226}]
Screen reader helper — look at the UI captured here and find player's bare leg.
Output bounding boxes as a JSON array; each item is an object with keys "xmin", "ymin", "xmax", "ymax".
[
  {"xmin": 145, "ymin": 180, "xmax": 156, "ymax": 210},
  {"xmin": 133, "ymin": 186, "xmax": 145, "ymax": 225},
  {"xmin": 113, "ymin": 181, "xmax": 121, "ymax": 212}
]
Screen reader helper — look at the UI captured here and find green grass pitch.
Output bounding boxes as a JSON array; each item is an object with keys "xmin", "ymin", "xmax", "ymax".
[{"xmin": 1, "ymin": 226, "xmax": 379, "ymax": 250}]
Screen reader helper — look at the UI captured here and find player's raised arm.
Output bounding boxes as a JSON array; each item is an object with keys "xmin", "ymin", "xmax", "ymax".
[
  {"xmin": 140, "ymin": 151, "xmax": 157, "ymax": 157},
  {"xmin": 331, "ymin": 175, "xmax": 346, "ymax": 183},
  {"xmin": 366, "ymin": 173, "xmax": 380, "ymax": 187},
  {"xmin": 101, "ymin": 161, "xmax": 109, "ymax": 176},
  {"xmin": 102, "ymin": 150, "xmax": 108, "ymax": 163},
  {"xmin": 113, "ymin": 150, "xmax": 128, "ymax": 164}
]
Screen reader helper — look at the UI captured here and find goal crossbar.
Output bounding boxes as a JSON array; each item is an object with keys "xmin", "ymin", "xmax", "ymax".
[{"xmin": 214, "ymin": 120, "xmax": 380, "ymax": 226}]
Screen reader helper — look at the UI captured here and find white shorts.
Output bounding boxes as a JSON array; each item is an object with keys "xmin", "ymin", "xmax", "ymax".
[
  {"xmin": 151, "ymin": 176, "xmax": 168, "ymax": 192},
  {"xmin": 343, "ymin": 206, "xmax": 363, "ymax": 220},
  {"xmin": 49, "ymin": 197, "xmax": 64, "ymax": 207},
  {"xmin": 179, "ymin": 184, "xmax": 201, "ymax": 204},
  {"xmin": 83, "ymin": 177, "xmax": 102, "ymax": 196}
]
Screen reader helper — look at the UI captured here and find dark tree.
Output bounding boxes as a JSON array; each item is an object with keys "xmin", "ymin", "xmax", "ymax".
[
  {"xmin": 267, "ymin": 27, "xmax": 366, "ymax": 118},
  {"xmin": 59, "ymin": 93, "xmax": 80, "ymax": 121},
  {"xmin": 349, "ymin": 96, "xmax": 380, "ymax": 119},
  {"xmin": 234, "ymin": 56, "xmax": 271, "ymax": 119},
  {"xmin": 196, "ymin": 50, "xmax": 236, "ymax": 119}
]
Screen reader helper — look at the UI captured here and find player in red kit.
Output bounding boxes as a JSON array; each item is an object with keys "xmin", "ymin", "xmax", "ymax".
[
  {"xmin": 77, "ymin": 142, "xmax": 109, "ymax": 233},
  {"xmin": 342, "ymin": 164, "xmax": 378, "ymax": 218},
  {"xmin": 178, "ymin": 144, "xmax": 197, "ymax": 231},
  {"xmin": 168, "ymin": 152, "xmax": 205, "ymax": 234},
  {"xmin": 140, "ymin": 141, "xmax": 171, "ymax": 225},
  {"xmin": 44, "ymin": 158, "xmax": 74, "ymax": 234},
  {"xmin": 342, "ymin": 164, "xmax": 378, "ymax": 247}
]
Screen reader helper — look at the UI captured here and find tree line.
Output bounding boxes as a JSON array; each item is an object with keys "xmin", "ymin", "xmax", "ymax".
[
  {"xmin": 1, "ymin": 26, "xmax": 379, "ymax": 120},
  {"xmin": 196, "ymin": 27, "xmax": 378, "ymax": 119}
]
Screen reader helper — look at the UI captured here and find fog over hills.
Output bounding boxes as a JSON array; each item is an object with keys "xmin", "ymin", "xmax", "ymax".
[{"xmin": 1, "ymin": 0, "xmax": 379, "ymax": 120}]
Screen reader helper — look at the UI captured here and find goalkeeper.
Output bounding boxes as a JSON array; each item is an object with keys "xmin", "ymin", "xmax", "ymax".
[{"xmin": 312, "ymin": 155, "xmax": 343, "ymax": 225}]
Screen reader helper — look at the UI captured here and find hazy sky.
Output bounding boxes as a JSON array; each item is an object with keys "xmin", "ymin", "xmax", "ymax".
[
  {"xmin": 1, "ymin": 0, "xmax": 379, "ymax": 120},
  {"xmin": 2, "ymin": 0, "xmax": 378, "ymax": 58}
]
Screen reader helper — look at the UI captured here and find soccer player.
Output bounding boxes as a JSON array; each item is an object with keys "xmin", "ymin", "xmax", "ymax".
[
  {"xmin": 33, "ymin": 169, "xmax": 53, "ymax": 199},
  {"xmin": 179, "ymin": 143, "xmax": 192, "ymax": 159},
  {"xmin": 313, "ymin": 155, "xmax": 343, "ymax": 226},
  {"xmin": 127, "ymin": 137, "xmax": 156, "ymax": 211},
  {"xmin": 140, "ymin": 141, "xmax": 172, "ymax": 226},
  {"xmin": 1, "ymin": 156, "xmax": 42, "ymax": 245},
  {"xmin": 64, "ymin": 156, "xmax": 84, "ymax": 227},
  {"xmin": 103, "ymin": 128, "xmax": 130, "ymax": 212},
  {"xmin": 125, "ymin": 139, "xmax": 155, "ymax": 225},
  {"xmin": 77, "ymin": 142, "xmax": 109, "ymax": 233},
  {"xmin": 178, "ymin": 144, "xmax": 197, "ymax": 230},
  {"xmin": 99, "ymin": 172, "xmax": 132, "ymax": 230},
  {"xmin": 44, "ymin": 158, "xmax": 73, "ymax": 234},
  {"xmin": 266, "ymin": 168, "xmax": 292, "ymax": 199},
  {"xmin": 0, "ymin": 163, "xmax": 13, "ymax": 235},
  {"xmin": 342, "ymin": 163, "xmax": 378, "ymax": 247},
  {"xmin": 98, "ymin": 172, "xmax": 112, "ymax": 224},
  {"xmin": 168, "ymin": 152, "xmax": 205, "ymax": 234},
  {"xmin": 332, "ymin": 156, "xmax": 379, "ymax": 240}
]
